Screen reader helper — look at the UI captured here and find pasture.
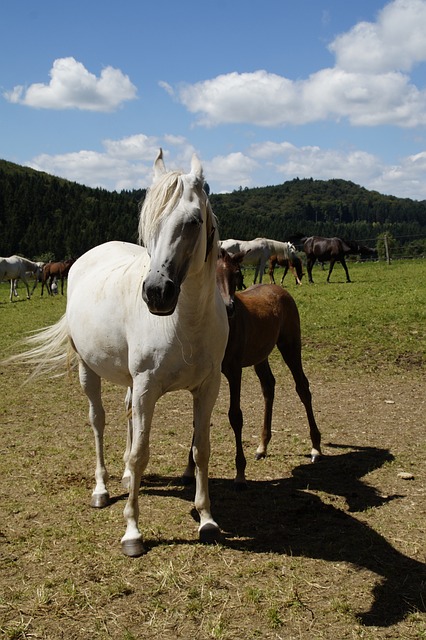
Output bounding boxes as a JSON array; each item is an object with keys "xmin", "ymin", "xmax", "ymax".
[{"xmin": 1, "ymin": 259, "xmax": 425, "ymax": 639}]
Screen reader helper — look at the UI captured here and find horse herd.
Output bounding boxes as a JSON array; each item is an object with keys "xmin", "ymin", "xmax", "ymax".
[
  {"xmin": 4, "ymin": 150, "xmax": 376, "ymax": 556},
  {"xmin": 0, "ymin": 257, "xmax": 74, "ymax": 301}
]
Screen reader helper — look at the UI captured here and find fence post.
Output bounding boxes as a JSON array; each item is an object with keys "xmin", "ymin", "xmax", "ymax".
[{"xmin": 384, "ymin": 233, "xmax": 390, "ymax": 264}]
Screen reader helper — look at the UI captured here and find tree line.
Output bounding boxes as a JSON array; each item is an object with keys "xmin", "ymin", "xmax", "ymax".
[{"xmin": 1, "ymin": 159, "xmax": 425, "ymax": 262}]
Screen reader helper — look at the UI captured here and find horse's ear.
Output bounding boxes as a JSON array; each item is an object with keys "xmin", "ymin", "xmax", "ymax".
[
  {"xmin": 190, "ymin": 154, "xmax": 204, "ymax": 182},
  {"xmin": 154, "ymin": 148, "xmax": 166, "ymax": 179}
]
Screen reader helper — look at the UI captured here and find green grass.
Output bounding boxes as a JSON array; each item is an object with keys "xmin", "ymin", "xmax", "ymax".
[
  {"xmin": 1, "ymin": 262, "xmax": 425, "ymax": 639},
  {"xmin": 2, "ymin": 260, "xmax": 425, "ymax": 376},
  {"xmin": 273, "ymin": 259, "xmax": 426, "ymax": 375}
]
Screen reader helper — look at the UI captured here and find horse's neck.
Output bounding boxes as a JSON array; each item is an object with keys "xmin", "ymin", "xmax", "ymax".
[{"xmin": 178, "ymin": 266, "xmax": 218, "ymax": 324}]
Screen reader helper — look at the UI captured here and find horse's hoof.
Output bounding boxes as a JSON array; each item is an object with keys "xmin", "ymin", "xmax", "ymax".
[
  {"xmin": 180, "ymin": 475, "xmax": 195, "ymax": 486},
  {"xmin": 199, "ymin": 523, "xmax": 222, "ymax": 545},
  {"xmin": 255, "ymin": 451, "xmax": 266, "ymax": 460},
  {"xmin": 121, "ymin": 538, "xmax": 146, "ymax": 557},
  {"xmin": 311, "ymin": 453, "xmax": 321, "ymax": 464},
  {"xmin": 90, "ymin": 492, "xmax": 110, "ymax": 508}
]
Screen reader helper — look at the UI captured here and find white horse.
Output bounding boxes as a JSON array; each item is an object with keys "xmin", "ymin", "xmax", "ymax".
[
  {"xmin": 265, "ymin": 239, "xmax": 302, "ymax": 285},
  {"xmin": 0, "ymin": 256, "xmax": 42, "ymax": 301},
  {"xmin": 5, "ymin": 150, "xmax": 229, "ymax": 557},
  {"xmin": 219, "ymin": 237, "xmax": 270, "ymax": 283}
]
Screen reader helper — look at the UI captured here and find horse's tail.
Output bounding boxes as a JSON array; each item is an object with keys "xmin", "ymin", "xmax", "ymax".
[{"xmin": 3, "ymin": 314, "xmax": 77, "ymax": 383}]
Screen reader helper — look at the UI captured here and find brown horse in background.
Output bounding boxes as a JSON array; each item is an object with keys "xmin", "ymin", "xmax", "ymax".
[
  {"xmin": 184, "ymin": 249, "xmax": 321, "ymax": 488},
  {"xmin": 302, "ymin": 236, "xmax": 376, "ymax": 283},
  {"xmin": 41, "ymin": 259, "xmax": 75, "ymax": 296},
  {"xmin": 269, "ymin": 253, "xmax": 304, "ymax": 286}
]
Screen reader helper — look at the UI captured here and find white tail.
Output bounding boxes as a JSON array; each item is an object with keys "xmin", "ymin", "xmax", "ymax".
[{"xmin": 4, "ymin": 314, "xmax": 75, "ymax": 382}]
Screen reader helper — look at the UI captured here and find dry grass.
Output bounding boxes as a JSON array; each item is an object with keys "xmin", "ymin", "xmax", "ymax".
[{"xmin": 0, "ymin": 263, "xmax": 425, "ymax": 639}]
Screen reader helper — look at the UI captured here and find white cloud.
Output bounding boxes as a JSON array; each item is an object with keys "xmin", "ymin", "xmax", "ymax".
[
  {"xmin": 4, "ymin": 57, "xmax": 137, "ymax": 111},
  {"xmin": 330, "ymin": 0, "xmax": 426, "ymax": 73},
  {"xmin": 27, "ymin": 134, "xmax": 192, "ymax": 191},
  {"xmin": 26, "ymin": 133, "xmax": 426, "ymax": 199},
  {"xmin": 174, "ymin": 0, "xmax": 426, "ymax": 129}
]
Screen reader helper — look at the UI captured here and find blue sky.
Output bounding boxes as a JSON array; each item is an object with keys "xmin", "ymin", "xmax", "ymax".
[{"xmin": 1, "ymin": 0, "xmax": 426, "ymax": 199}]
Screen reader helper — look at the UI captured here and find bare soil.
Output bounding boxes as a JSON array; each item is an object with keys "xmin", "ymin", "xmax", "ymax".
[{"xmin": 0, "ymin": 361, "xmax": 425, "ymax": 639}]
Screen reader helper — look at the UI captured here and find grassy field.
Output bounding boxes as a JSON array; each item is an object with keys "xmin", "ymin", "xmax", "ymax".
[{"xmin": 0, "ymin": 259, "xmax": 425, "ymax": 639}]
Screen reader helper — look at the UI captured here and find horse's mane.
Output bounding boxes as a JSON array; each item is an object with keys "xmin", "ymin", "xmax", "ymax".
[{"xmin": 138, "ymin": 171, "xmax": 184, "ymax": 247}]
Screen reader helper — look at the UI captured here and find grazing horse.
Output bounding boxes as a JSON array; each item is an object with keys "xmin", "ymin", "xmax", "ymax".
[
  {"xmin": 269, "ymin": 254, "xmax": 304, "ymax": 286},
  {"xmin": 183, "ymin": 249, "xmax": 322, "ymax": 489},
  {"xmin": 266, "ymin": 240, "xmax": 302, "ymax": 285},
  {"xmin": 302, "ymin": 236, "xmax": 354, "ymax": 283},
  {"xmin": 220, "ymin": 237, "xmax": 270, "ymax": 283},
  {"xmin": 41, "ymin": 259, "xmax": 74, "ymax": 295},
  {"xmin": 5, "ymin": 150, "xmax": 229, "ymax": 557},
  {"xmin": 0, "ymin": 256, "xmax": 42, "ymax": 302}
]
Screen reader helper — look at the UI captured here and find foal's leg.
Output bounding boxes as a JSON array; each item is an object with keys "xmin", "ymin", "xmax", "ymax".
[
  {"xmin": 277, "ymin": 337, "xmax": 322, "ymax": 462},
  {"xmin": 254, "ymin": 359, "xmax": 276, "ymax": 460},
  {"xmin": 78, "ymin": 361, "xmax": 110, "ymax": 508},
  {"xmin": 224, "ymin": 366, "xmax": 248, "ymax": 488},
  {"xmin": 280, "ymin": 264, "xmax": 289, "ymax": 285}
]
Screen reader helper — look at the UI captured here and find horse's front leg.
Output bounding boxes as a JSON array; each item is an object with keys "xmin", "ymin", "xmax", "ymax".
[
  {"xmin": 121, "ymin": 375, "xmax": 157, "ymax": 557},
  {"xmin": 341, "ymin": 257, "xmax": 352, "ymax": 283},
  {"xmin": 254, "ymin": 360, "xmax": 275, "ymax": 460},
  {"xmin": 289, "ymin": 264, "xmax": 302, "ymax": 286},
  {"xmin": 192, "ymin": 371, "xmax": 223, "ymax": 541},
  {"xmin": 78, "ymin": 361, "xmax": 110, "ymax": 508},
  {"xmin": 280, "ymin": 264, "xmax": 289, "ymax": 285},
  {"xmin": 122, "ymin": 387, "xmax": 133, "ymax": 490}
]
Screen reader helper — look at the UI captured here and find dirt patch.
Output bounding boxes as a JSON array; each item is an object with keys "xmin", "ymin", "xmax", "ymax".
[{"xmin": 0, "ymin": 364, "xmax": 425, "ymax": 639}]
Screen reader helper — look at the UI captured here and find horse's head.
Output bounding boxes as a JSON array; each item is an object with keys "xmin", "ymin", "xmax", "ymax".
[
  {"xmin": 140, "ymin": 150, "xmax": 216, "ymax": 316},
  {"xmin": 216, "ymin": 249, "xmax": 245, "ymax": 318}
]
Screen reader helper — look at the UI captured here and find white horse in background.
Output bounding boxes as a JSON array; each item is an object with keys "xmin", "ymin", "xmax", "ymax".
[
  {"xmin": 219, "ymin": 237, "xmax": 271, "ymax": 283},
  {"xmin": 0, "ymin": 256, "xmax": 43, "ymax": 301},
  {"xmin": 5, "ymin": 150, "xmax": 229, "ymax": 557}
]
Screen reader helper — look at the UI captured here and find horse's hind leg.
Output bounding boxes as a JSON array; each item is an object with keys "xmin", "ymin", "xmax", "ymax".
[
  {"xmin": 277, "ymin": 333, "xmax": 322, "ymax": 462},
  {"xmin": 254, "ymin": 359, "xmax": 275, "ymax": 460},
  {"xmin": 78, "ymin": 360, "xmax": 110, "ymax": 508}
]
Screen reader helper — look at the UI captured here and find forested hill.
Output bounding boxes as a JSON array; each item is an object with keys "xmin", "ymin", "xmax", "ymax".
[{"xmin": 1, "ymin": 159, "xmax": 425, "ymax": 260}]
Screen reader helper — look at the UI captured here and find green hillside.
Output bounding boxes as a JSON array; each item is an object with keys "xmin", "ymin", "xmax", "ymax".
[{"xmin": 1, "ymin": 159, "xmax": 425, "ymax": 260}]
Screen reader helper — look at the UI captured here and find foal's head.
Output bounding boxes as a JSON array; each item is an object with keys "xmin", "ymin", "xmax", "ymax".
[{"xmin": 216, "ymin": 249, "xmax": 246, "ymax": 317}]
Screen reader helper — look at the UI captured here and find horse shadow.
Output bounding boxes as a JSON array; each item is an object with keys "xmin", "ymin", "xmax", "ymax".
[{"xmin": 138, "ymin": 445, "xmax": 425, "ymax": 628}]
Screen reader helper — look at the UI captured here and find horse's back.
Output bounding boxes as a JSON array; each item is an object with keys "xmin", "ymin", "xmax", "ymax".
[{"xmin": 229, "ymin": 284, "xmax": 298, "ymax": 366}]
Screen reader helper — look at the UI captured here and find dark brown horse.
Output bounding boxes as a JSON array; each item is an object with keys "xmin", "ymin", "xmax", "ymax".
[
  {"xmin": 41, "ymin": 259, "xmax": 75, "ymax": 296},
  {"xmin": 269, "ymin": 253, "xmax": 304, "ymax": 286},
  {"xmin": 184, "ymin": 249, "xmax": 321, "ymax": 488},
  {"xmin": 302, "ymin": 236, "xmax": 377, "ymax": 284}
]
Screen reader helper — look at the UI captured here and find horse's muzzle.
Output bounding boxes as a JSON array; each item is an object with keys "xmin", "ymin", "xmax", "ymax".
[{"xmin": 142, "ymin": 278, "xmax": 180, "ymax": 316}]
